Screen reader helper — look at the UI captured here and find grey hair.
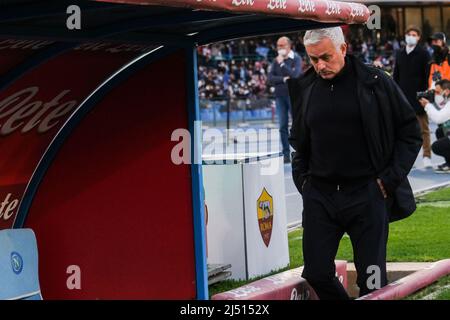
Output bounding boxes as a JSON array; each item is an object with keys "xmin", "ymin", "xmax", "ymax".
[
  {"xmin": 303, "ymin": 27, "xmax": 345, "ymax": 50},
  {"xmin": 278, "ymin": 36, "xmax": 292, "ymax": 45}
]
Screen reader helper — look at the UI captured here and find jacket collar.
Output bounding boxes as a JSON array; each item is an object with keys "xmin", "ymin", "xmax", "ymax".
[
  {"xmin": 295, "ymin": 54, "xmax": 381, "ymax": 90},
  {"xmin": 349, "ymin": 54, "xmax": 382, "ymax": 86},
  {"xmin": 404, "ymin": 45, "xmax": 419, "ymax": 55},
  {"xmin": 287, "ymin": 50, "xmax": 295, "ymax": 59}
]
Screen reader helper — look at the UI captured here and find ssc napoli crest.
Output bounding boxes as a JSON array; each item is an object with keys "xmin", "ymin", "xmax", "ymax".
[{"xmin": 11, "ymin": 251, "xmax": 23, "ymax": 274}]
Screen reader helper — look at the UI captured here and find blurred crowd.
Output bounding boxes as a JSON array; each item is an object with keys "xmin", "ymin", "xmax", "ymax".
[
  {"xmin": 197, "ymin": 32, "xmax": 437, "ymax": 103},
  {"xmin": 197, "ymin": 36, "xmax": 306, "ymax": 102}
]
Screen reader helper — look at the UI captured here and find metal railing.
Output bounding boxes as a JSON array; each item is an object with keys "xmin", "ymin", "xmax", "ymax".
[{"xmin": 200, "ymin": 96, "xmax": 277, "ymax": 128}]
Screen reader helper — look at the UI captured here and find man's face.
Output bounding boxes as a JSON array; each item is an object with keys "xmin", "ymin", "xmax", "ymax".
[
  {"xmin": 435, "ymin": 85, "xmax": 449, "ymax": 98},
  {"xmin": 277, "ymin": 39, "xmax": 291, "ymax": 55},
  {"xmin": 406, "ymin": 30, "xmax": 420, "ymax": 42},
  {"xmin": 431, "ymin": 39, "xmax": 444, "ymax": 48},
  {"xmin": 306, "ymin": 37, "xmax": 347, "ymax": 80}
]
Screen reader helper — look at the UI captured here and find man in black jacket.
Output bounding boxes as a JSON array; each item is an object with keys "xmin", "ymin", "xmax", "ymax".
[
  {"xmin": 394, "ymin": 26, "xmax": 431, "ymax": 168},
  {"xmin": 287, "ymin": 27, "xmax": 422, "ymax": 300}
]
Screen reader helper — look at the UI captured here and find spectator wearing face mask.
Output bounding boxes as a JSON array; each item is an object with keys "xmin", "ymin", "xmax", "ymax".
[
  {"xmin": 268, "ymin": 36, "xmax": 302, "ymax": 163},
  {"xmin": 429, "ymin": 32, "xmax": 450, "ymax": 89},
  {"xmin": 419, "ymin": 80, "xmax": 450, "ymax": 172},
  {"xmin": 394, "ymin": 26, "xmax": 432, "ymax": 168}
]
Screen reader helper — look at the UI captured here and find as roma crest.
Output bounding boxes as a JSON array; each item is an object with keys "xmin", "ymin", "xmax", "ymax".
[{"xmin": 257, "ymin": 187, "xmax": 274, "ymax": 247}]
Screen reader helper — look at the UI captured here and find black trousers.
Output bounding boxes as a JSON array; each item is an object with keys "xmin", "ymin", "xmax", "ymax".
[
  {"xmin": 436, "ymin": 125, "xmax": 444, "ymax": 140},
  {"xmin": 432, "ymin": 134, "xmax": 450, "ymax": 165},
  {"xmin": 301, "ymin": 178, "xmax": 389, "ymax": 300}
]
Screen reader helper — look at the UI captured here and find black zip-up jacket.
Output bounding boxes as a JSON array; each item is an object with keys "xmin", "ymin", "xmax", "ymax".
[{"xmin": 287, "ymin": 55, "xmax": 422, "ymax": 222}]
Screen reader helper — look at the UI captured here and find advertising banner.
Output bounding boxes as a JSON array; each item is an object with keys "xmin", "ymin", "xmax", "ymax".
[
  {"xmin": 96, "ymin": 0, "xmax": 370, "ymax": 24},
  {"xmin": 0, "ymin": 41, "xmax": 156, "ymax": 230}
]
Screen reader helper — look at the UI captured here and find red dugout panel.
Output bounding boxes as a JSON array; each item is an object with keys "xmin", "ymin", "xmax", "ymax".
[
  {"xmin": 24, "ymin": 50, "xmax": 197, "ymax": 299},
  {"xmin": 0, "ymin": 42, "xmax": 154, "ymax": 229}
]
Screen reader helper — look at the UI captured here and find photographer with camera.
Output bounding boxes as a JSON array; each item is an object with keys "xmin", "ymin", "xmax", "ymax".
[{"xmin": 419, "ymin": 79, "xmax": 450, "ymax": 172}]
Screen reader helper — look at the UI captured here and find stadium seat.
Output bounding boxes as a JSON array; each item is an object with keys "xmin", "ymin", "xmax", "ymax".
[{"xmin": 220, "ymin": 112, "xmax": 227, "ymax": 121}]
